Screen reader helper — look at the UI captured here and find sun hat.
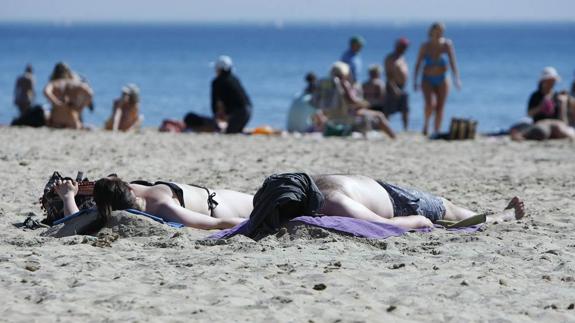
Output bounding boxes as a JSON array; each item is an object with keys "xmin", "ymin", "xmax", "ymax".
[{"xmin": 540, "ymin": 66, "xmax": 561, "ymax": 82}]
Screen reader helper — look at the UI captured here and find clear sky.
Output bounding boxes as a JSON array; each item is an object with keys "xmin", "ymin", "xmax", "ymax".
[{"xmin": 2, "ymin": 0, "xmax": 575, "ymax": 23}]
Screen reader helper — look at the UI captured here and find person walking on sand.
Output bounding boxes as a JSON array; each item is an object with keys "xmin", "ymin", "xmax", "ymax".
[
  {"xmin": 13, "ymin": 64, "xmax": 35, "ymax": 117},
  {"xmin": 341, "ymin": 36, "xmax": 365, "ymax": 84},
  {"xmin": 384, "ymin": 38, "xmax": 410, "ymax": 131},
  {"xmin": 211, "ymin": 55, "xmax": 252, "ymax": 134},
  {"xmin": 414, "ymin": 22, "xmax": 461, "ymax": 136}
]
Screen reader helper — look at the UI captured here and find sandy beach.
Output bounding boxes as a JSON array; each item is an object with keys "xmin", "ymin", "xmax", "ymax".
[{"xmin": 0, "ymin": 127, "xmax": 574, "ymax": 322}]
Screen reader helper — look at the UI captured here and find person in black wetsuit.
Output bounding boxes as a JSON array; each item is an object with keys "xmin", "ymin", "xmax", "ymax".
[{"xmin": 211, "ymin": 55, "xmax": 252, "ymax": 134}]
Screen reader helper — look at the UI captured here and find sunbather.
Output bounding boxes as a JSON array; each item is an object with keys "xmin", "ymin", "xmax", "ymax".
[
  {"xmin": 53, "ymin": 176, "xmax": 253, "ymax": 230},
  {"xmin": 234, "ymin": 173, "xmax": 525, "ymax": 240},
  {"xmin": 313, "ymin": 175, "xmax": 524, "ymax": 229}
]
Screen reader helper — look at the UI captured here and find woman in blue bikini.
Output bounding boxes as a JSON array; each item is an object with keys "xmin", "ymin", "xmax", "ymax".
[{"xmin": 414, "ymin": 22, "xmax": 461, "ymax": 136}]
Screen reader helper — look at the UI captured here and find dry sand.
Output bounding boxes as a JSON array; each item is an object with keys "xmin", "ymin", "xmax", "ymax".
[{"xmin": 0, "ymin": 127, "xmax": 574, "ymax": 322}]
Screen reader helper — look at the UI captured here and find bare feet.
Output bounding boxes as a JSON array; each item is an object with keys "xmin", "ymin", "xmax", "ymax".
[{"xmin": 488, "ymin": 197, "xmax": 525, "ymax": 223}]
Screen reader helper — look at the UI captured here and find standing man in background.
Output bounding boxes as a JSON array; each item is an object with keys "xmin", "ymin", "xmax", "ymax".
[
  {"xmin": 341, "ymin": 36, "xmax": 364, "ymax": 85},
  {"xmin": 14, "ymin": 64, "xmax": 35, "ymax": 117},
  {"xmin": 211, "ymin": 55, "xmax": 252, "ymax": 134},
  {"xmin": 384, "ymin": 38, "xmax": 410, "ymax": 131}
]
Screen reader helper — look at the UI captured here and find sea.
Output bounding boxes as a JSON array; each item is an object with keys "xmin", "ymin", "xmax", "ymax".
[{"xmin": 1, "ymin": 22, "xmax": 574, "ymax": 132}]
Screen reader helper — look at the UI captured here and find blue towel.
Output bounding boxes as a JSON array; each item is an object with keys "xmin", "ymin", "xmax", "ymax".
[{"xmin": 53, "ymin": 208, "xmax": 184, "ymax": 228}]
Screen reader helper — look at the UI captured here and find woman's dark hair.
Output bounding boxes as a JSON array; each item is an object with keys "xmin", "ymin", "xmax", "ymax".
[
  {"xmin": 93, "ymin": 177, "xmax": 140, "ymax": 221},
  {"xmin": 50, "ymin": 62, "xmax": 72, "ymax": 81}
]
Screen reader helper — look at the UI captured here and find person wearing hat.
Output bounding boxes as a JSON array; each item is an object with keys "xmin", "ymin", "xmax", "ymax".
[
  {"xmin": 105, "ymin": 84, "xmax": 143, "ymax": 131},
  {"xmin": 211, "ymin": 55, "xmax": 252, "ymax": 134},
  {"xmin": 527, "ymin": 67, "xmax": 568, "ymax": 123},
  {"xmin": 383, "ymin": 38, "xmax": 410, "ymax": 131},
  {"xmin": 340, "ymin": 36, "xmax": 365, "ymax": 84}
]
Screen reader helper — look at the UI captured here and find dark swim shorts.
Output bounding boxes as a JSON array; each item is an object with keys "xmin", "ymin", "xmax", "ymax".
[{"xmin": 377, "ymin": 181, "xmax": 446, "ymax": 222}]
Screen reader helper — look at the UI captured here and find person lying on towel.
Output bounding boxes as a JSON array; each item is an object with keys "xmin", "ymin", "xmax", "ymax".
[
  {"xmin": 228, "ymin": 173, "xmax": 525, "ymax": 239},
  {"xmin": 52, "ymin": 175, "xmax": 253, "ymax": 230}
]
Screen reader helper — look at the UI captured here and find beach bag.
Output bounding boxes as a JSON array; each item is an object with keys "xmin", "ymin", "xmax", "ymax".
[
  {"xmin": 39, "ymin": 171, "xmax": 96, "ymax": 226},
  {"xmin": 448, "ymin": 118, "xmax": 478, "ymax": 140}
]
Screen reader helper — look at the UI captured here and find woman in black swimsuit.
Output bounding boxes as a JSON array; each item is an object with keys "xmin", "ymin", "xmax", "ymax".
[{"xmin": 54, "ymin": 176, "xmax": 253, "ymax": 230}]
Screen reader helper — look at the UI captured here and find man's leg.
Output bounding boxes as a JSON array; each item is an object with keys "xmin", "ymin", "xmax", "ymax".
[
  {"xmin": 400, "ymin": 92, "xmax": 409, "ymax": 131},
  {"xmin": 442, "ymin": 197, "xmax": 525, "ymax": 223},
  {"xmin": 320, "ymin": 191, "xmax": 432, "ymax": 229}
]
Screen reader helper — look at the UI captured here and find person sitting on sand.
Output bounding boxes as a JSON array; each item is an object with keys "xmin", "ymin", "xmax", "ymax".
[
  {"xmin": 211, "ymin": 55, "xmax": 252, "ymax": 134},
  {"xmin": 105, "ymin": 84, "xmax": 143, "ymax": 132},
  {"xmin": 362, "ymin": 64, "xmax": 386, "ymax": 112},
  {"xmin": 527, "ymin": 67, "xmax": 569, "ymax": 124},
  {"xmin": 312, "ymin": 62, "xmax": 396, "ymax": 138},
  {"xmin": 53, "ymin": 175, "xmax": 253, "ymax": 230},
  {"xmin": 44, "ymin": 62, "xmax": 94, "ymax": 129}
]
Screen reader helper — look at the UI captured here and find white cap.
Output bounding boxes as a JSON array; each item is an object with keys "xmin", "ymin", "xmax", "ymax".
[
  {"xmin": 214, "ymin": 55, "xmax": 233, "ymax": 71},
  {"xmin": 540, "ymin": 66, "xmax": 561, "ymax": 82}
]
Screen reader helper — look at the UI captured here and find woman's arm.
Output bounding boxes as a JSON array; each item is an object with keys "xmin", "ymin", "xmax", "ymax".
[
  {"xmin": 446, "ymin": 40, "xmax": 461, "ymax": 90},
  {"xmin": 413, "ymin": 45, "xmax": 425, "ymax": 92},
  {"xmin": 54, "ymin": 179, "xmax": 80, "ymax": 216},
  {"xmin": 44, "ymin": 82, "xmax": 64, "ymax": 106},
  {"xmin": 156, "ymin": 202, "xmax": 244, "ymax": 230}
]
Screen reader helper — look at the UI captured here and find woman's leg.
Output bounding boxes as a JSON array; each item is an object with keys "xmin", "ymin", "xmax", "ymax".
[
  {"xmin": 422, "ymin": 81, "xmax": 435, "ymax": 136},
  {"xmin": 433, "ymin": 80, "xmax": 449, "ymax": 134}
]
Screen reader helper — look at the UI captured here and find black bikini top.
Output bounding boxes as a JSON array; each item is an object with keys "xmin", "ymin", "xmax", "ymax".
[{"xmin": 130, "ymin": 180, "xmax": 218, "ymax": 217}]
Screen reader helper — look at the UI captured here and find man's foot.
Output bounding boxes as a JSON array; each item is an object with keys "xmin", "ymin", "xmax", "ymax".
[{"xmin": 488, "ymin": 197, "xmax": 525, "ymax": 223}]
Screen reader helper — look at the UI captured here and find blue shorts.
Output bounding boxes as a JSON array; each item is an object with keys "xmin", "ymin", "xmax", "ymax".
[{"xmin": 377, "ymin": 181, "xmax": 446, "ymax": 222}]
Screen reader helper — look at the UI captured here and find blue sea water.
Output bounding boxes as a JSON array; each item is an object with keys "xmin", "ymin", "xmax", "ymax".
[{"xmin": 0, "ymin": 22, "xmax": 574, "ymax": 132}]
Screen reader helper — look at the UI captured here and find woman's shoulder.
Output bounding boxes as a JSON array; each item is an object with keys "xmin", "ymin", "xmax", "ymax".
[{"xmin": 441, "ymin": 38, "xmax": 453, "ymax": 48}]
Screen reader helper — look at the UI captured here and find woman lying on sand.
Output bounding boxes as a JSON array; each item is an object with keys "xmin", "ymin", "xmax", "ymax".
[
  {"xmin": 312, "ymin": 175, "xmax": 524, "ymax": 229},
  {"xmin": 53, "ymin": 176, "xmax": 253, "ymax": 230}
]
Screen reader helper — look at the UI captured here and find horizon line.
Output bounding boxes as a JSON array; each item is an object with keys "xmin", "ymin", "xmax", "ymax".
[{"xmin": 1, "ymin": 18, "xmax": 574, "ymax": 26}]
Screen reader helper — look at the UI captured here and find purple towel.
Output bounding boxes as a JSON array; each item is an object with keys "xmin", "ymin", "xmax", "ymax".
[{"xmin": 208, "ymin": 215, "xmax": 482, "ymax": 240}]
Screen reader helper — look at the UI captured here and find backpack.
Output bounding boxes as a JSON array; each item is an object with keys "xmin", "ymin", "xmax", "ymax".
[{"xmin": 39, "ymin": 171, "xmax": 96, "ymax": 226}]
